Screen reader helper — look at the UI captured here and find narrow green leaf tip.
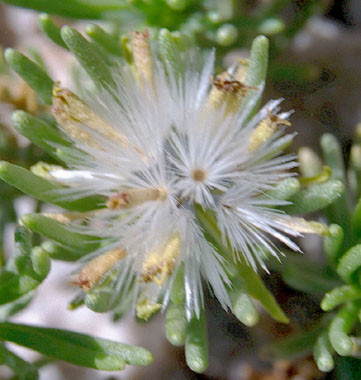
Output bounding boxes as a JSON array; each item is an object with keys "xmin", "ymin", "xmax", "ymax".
[{"xmin": 4, "ymin": 48, "xmax": 53, "ymax": 104}]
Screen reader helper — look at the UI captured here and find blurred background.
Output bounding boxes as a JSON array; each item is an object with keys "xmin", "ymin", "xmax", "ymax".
[{"xmin": 0, "ymin": 1, "xmax": 361, "ymax": 379}]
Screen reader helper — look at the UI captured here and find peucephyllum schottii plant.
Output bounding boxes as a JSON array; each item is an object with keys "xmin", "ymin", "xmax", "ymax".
[{"xmin": 0, "ymin": 11, "xmax": 351, "ymax": 376}]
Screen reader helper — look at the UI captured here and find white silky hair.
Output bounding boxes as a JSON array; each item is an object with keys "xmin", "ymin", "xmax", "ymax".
[{"xmin": 51, "ymin": 48, "xmax": 300, "ymax": 318}]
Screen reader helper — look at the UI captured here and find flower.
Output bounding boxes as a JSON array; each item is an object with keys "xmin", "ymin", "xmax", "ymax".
[{"xmin": 49, "ymin": 31, "xmax": 315, "ymax": 320}]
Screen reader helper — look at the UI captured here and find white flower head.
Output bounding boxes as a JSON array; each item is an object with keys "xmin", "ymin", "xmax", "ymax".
[{"xmin": 50, "ymin": 31, "xmax": 311, "ymax": 320}]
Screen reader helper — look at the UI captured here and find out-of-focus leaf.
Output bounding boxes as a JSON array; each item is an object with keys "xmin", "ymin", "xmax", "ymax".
[
  {"xmin": 2, "ymin": 0, "xmax": 128, "ymax": 19},
  {"xmin": 0, "ymin": 343, "xmax": 38, "ymax": 380},
  {"xmin": 282, "ymin": 180, "xmax": 344, "ymax": 214},
  {"xmin": 0, "ymin": 322, "xmax": 153, "ymax": 370},
  {"xmin": 21, "ymin": 214, "xmax": 101, "ymax": 252}
]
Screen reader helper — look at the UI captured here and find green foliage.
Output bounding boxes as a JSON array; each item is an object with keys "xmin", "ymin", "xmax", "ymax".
[
  {"xmin": 272, "ymin": 131, "xmax": 361, "ymax": 374},
  {"xmin": 0, "ymin": 322, "xmax": 153, "ymax": 370},
  {"xmin": 1, "ymin": 0, "xmax": 331, "ymax": 60}
]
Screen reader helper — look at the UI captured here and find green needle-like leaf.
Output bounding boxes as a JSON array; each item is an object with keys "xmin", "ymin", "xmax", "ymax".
[
  {"xmin": 245, "ymin": 35, "xmax": 269, "ymax": 87},
  {"xmin": 4, "ymin": 48, "xmax": 53, "ymax": 104},
  {"xmin": 321, "ymin": 134, "xmax": 347, "ymax": 184},
  {"xmin": 185, "ymin": 311, "xmax": 208, "ymax": 373},
  {"xmin": 21, "ymin": 214, "xmax": 101, "ymax": 252},
  {"xmin": 337, "ymin": 244, "xmax": 361, "ymax": 283},
  {"xmin": 0, "ymin": 161, "xmax": 104, "ymax": 212},
  {"xmin": 266, "ymin": 177, "xmax": 300, "ymax": 201},
  {"xmin": 85, "ymin": 24, "xmax": 123, "ymax": 56},
  {"xmin": 61, "ymin": 26, "xmax": 115, "ymax": 89},
  {"xmin": 329, "ymin": 302, "xmax": 360, "ymax": 356},
  {"xmin": 158, "ymin": 29, "xmax": 183, "ymax": 76},
  {"xmin": 12, "ymin": 111, "xmax": 71, "ymax": 159},
  {"xmin": 237, "ymin": 260, "xmax": 289, "ymax": 323},
  {"xmin": 41, "ymin": 241, "xmax": 86, "ymax": 262},
  {"xmin": 324, "ymin": 224, "xmax": 344, "ymax": 265},
  {"xmin": 313, "ymin": 332, "xmax": 335, "ymax": 372},
  {"xmin": 38, "ymin": 14, "xmax": 67, "ymax": 48},
  {"xmin": 170, "ymin": 266, "xmax": 185, "ymax": 304},
  {"xmin": 165, "ymin": 302, "xmax": 187, "ymax": 347},
  {"xmin": 0, "ymin": 322, "xmax": 153, "ymax": 370},
  {"xmin": 321, "ymin": 285, "xmax": 361, "ymax": 311},
  {"xmin": 282, "ymin": 180, "xmax": 344, "ymax": 214},
  {"xmin": 229, "ymin": 280, "xmax": 259, "ymax": 327},
  {"xmin": 240, "ymin": 35, "xmax": 269, "ymax": 119}
]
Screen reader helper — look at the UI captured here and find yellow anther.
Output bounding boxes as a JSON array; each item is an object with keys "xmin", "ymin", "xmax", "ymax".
[
  {"xmin": 52, "ymin": 83, "xmax": 128, "ymax": 149},
  {"xmin": 73, "ymin": 247, "xmax": 126, "ymax": 291},
  {"xmin": 206, "ymin": 72, "xmax": 257, "ymax": 115},
  {"xmin": 248, "ymin": 109, "xmax": 291, "ymax": 153},
  {"xmin": 131, "ymin": 30, "xmax": 154, "ymax": 89},
  {"xmin": 139, "ymin": 234, "xmax": 181, "ymax": 286},
  {"xmin": 107, "ymin": 188, "xmax": 167, "ymax": 210}
]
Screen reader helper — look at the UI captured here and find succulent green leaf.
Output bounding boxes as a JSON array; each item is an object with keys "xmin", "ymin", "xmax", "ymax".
[
  {"xmin": 185, "ymin": 311, "xmax": 208, "ymax": 374},
  {"xmin": 329, "ymin": 302, "xmax": 360, "ymax": 356},
  {"xmin": 0, "ymin": 271, "xmax": 38, "ymax": 306},
  {"xmin": 320, "ymin": 133, "xmax": 351, "ymax": 230},
  {"xmin": 245, "ymin": 35, "xmax": 269, "ymax": 87},
  {"xmin": 321, "ymin": 285, "xmax": 361, "ymax": 312},
  {"xmin": 4, "ymin": 48, "xmax": 53, "ymax": 104},
  {"xmin": 237, "ymin": 260, "xmax": 289, "ymax": 323},
  {"xmin": 0, "ymin": 343, "xmax": 38, "ymax": 380},
  {"xmin": 21, "ymin": 214, "xmax": 101, "ymax": 252},
  {"xmin": 30, "ymin": 247, "xmax": 51, "ymax": 281},
  {"xmin": 61, "ymin": 26, "xmax": 115, "ymax": 89},
  {"xmin": 165, "ymin": 302, "xmax": 187, "ymax": 347},
  {"xmin": 230, "ymin": 287, "xmax": 259, "ymax": 327},
  {"xmin": 324, "ymin": 224, "xmax": 344, "ymax": 266},
  {"xmin": 265, "ymin": 177, "xmax": 300, "ymax": 201},
  {"xmin": 240, "ymin": 35, "xmax": 269, "ymax": 120},
  {"xmin": 320, "ymin": 134, "xmax": 346, "ymax": 184},
  {"xmin": 38, "ymin": 14, "xmax": 67, "ymax": 48},
  {"xmin": 337, "ymin": 244, "xmax": 361, "ymax": 283},
  {"xmin": 41, "ymin": 241, "xmax": 86, "ymax": 262},
  {"xmin": 12, "ymin": 111, "xmax": 71, "ymax": 159},
  {"xmin": 6, "ymin": 226, "xmax": 33, "ymax": 275},
  {"xmin": 229, "ymin": 280, "xmax": 259, "ymax": 327},
  {"xmin": 158, "ymin": 29, "xmax": 183, "ymax": 76},
  {"xmin": 85, "ymin": 24, "xmax": 123, "ymax": 56},
  {"xmin": 282, "ymin": 180, "xmax": 344, "ymax": 214},
  {"xmin": 170, "ymin": 266, "xmax": 185, "ymax": 304},
  {"xmin": 0, "ymin": 161, "xmax": 104, "ymax": 212},
  {"xmin": 0, "ymin": 322, "xmax": 153, "ymax": 370},
  {"xmin": 313, "ymin": 332, "xmax": 335, "ymax": 373}
]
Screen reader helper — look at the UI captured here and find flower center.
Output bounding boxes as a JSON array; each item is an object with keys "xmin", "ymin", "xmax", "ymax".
[{"xmin": 192, "ymin": 168, "xmax": 207, "ymax": 182}]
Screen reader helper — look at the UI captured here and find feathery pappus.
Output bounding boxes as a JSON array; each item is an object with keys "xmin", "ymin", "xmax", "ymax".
[{"xmin": 49, "ymin": 31, "xmax": 322, "ymax": 320}]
